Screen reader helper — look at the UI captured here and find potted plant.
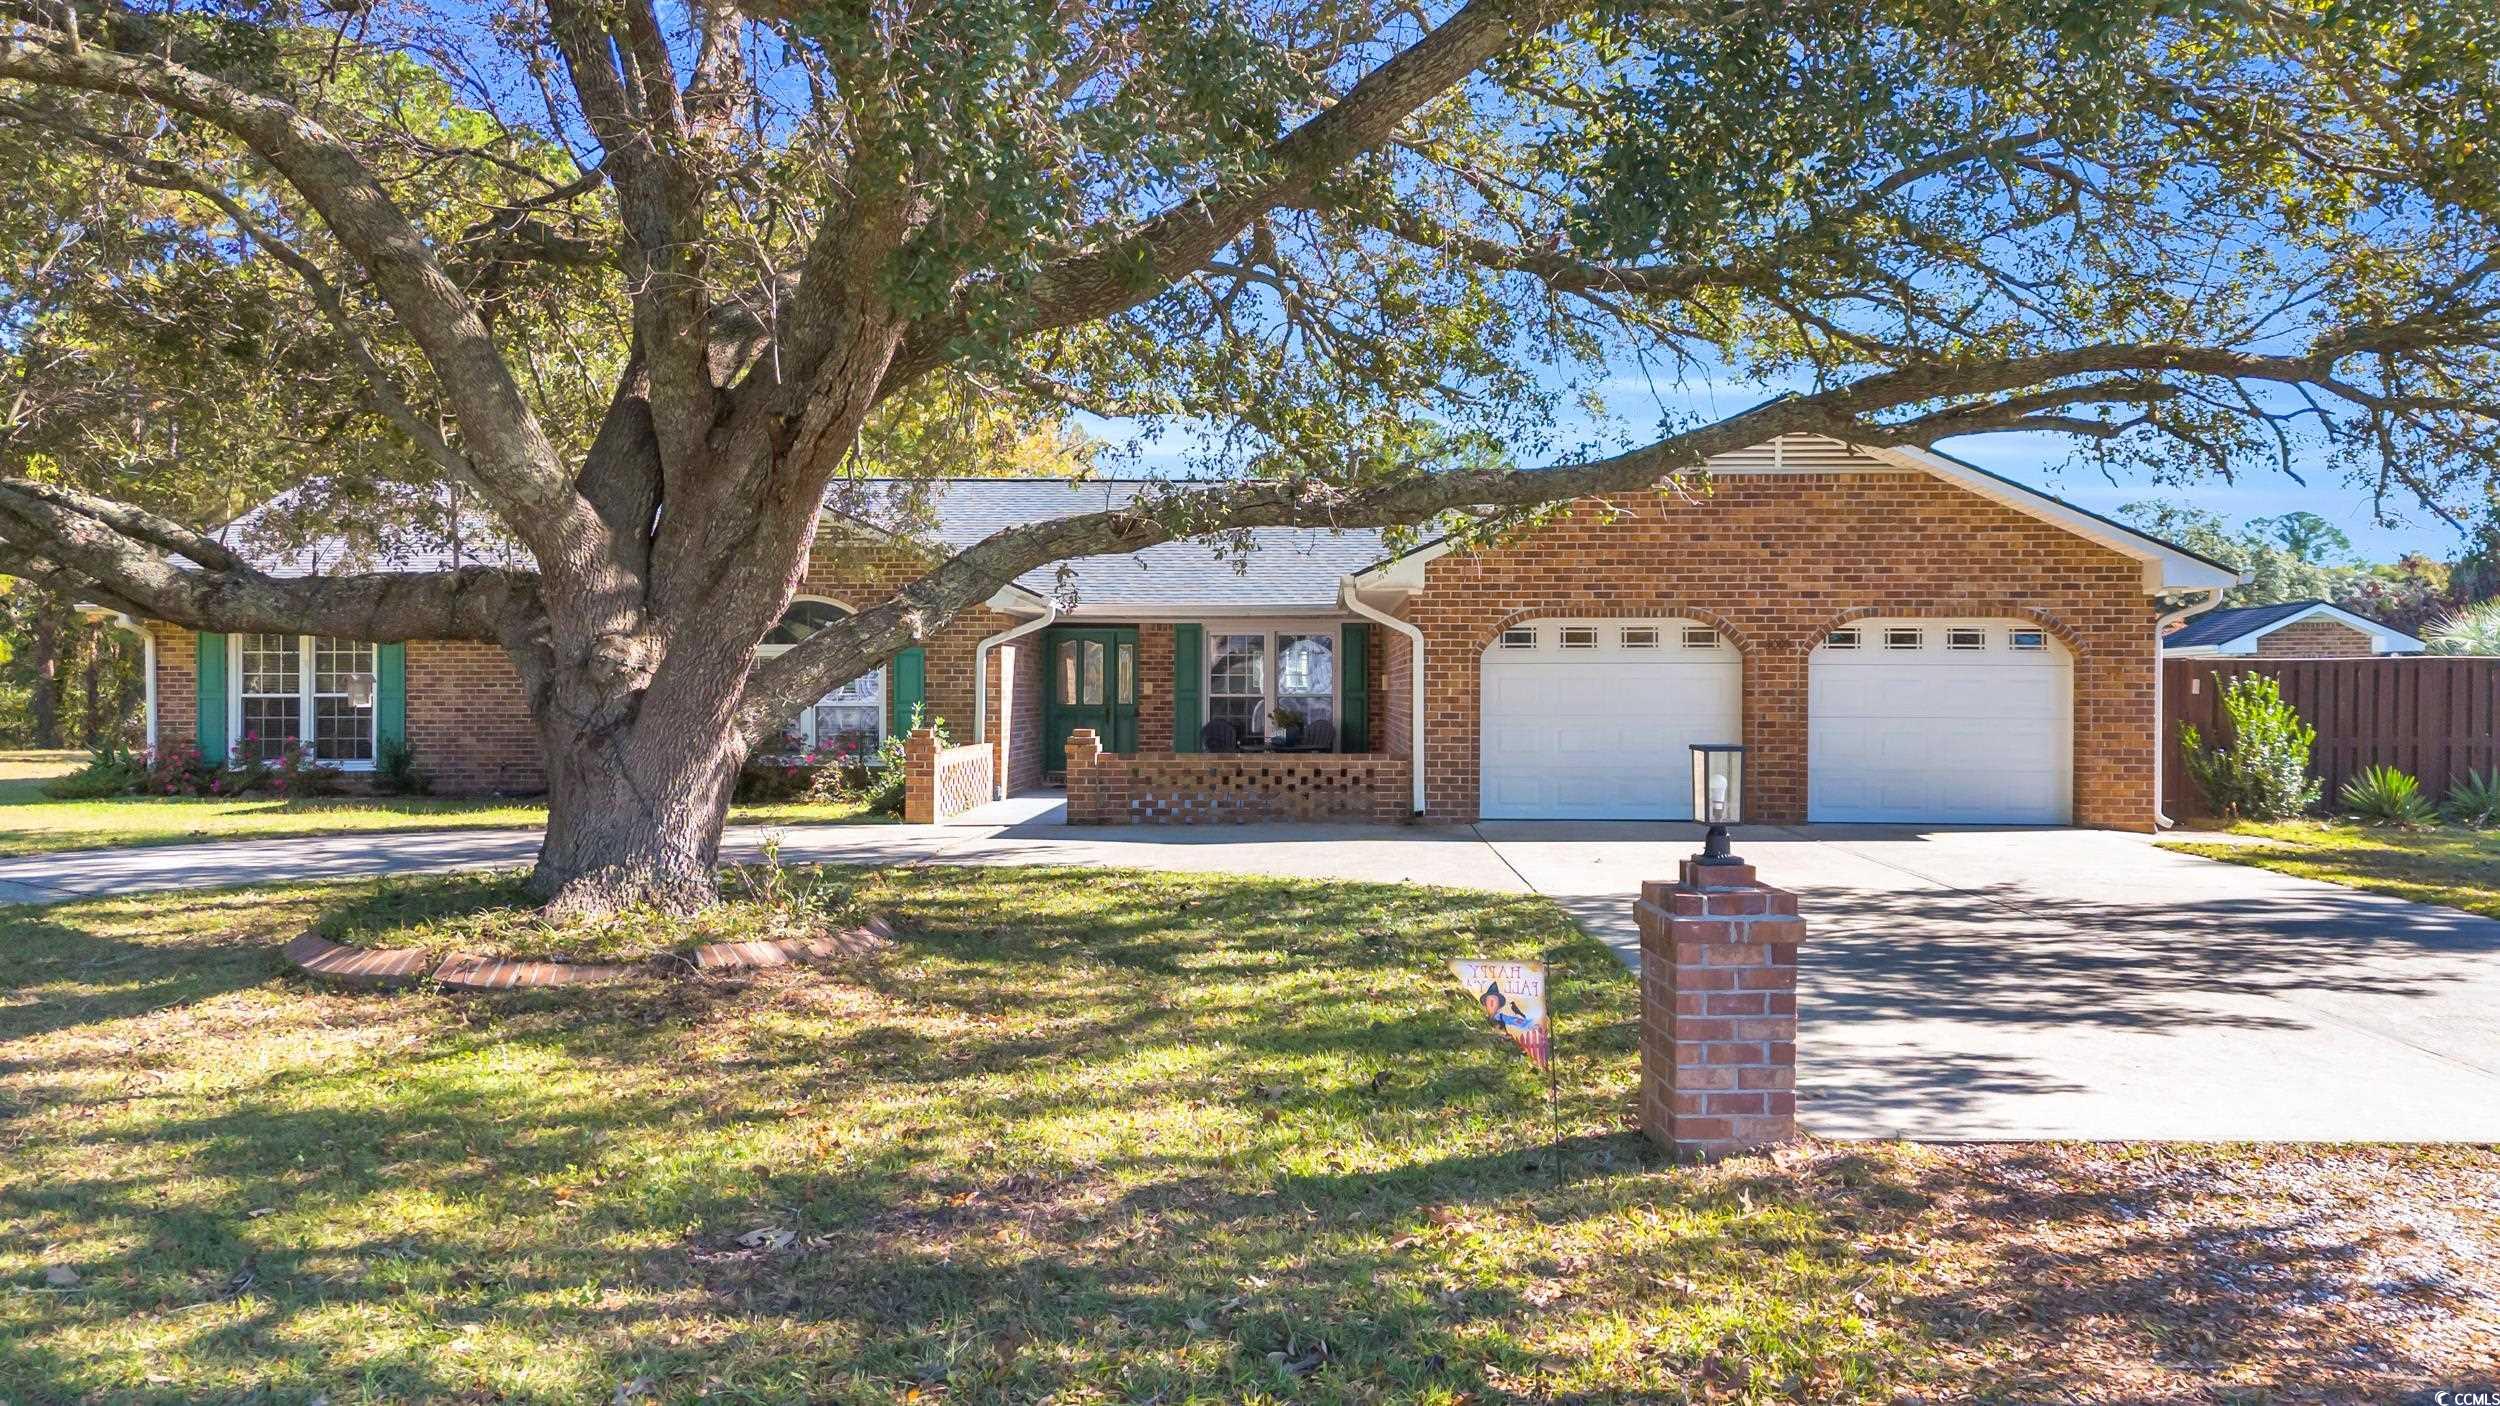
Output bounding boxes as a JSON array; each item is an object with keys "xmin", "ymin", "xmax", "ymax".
[{"xmin": 1269, "ymin": 703, "xmax": 1306, "ymax": 748}]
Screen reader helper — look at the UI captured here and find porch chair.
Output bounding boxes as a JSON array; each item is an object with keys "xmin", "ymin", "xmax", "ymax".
[{"xmin": 1200, "ymin": 718, "xmax": 1241, "ymax": 753}]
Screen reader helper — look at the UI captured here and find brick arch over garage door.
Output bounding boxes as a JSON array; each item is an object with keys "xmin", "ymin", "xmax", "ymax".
[{"xmin": 1388, "ymin": 474, "xmax": 2160, "ymax": 827}]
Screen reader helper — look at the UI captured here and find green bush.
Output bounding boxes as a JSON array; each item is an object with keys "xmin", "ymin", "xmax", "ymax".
[
  {"xmin": 2442, "ymin": 769, "xmax": 2500, "ymax": 828},
  {"xmin": 373, "ymin": 737, "xmax": 430, "ymax": 795},
  {"xmin": 2177, "ymin": 673, "xmax": 2322, "ymax": 819},
  {"xmin": 39, "ymin": 743, "xmax": 149, "ymax": 799},
  {"xmin": 860, "ymin": 706, "xmax": 947, "ymax": 816},
  {"xmin": 2340, "ymin": 764, "xmax": 2435, "ymax": 827}
]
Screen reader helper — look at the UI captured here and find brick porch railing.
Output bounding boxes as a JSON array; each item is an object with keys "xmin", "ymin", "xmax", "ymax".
[{"xmin": 1062, "ymin": 728, "xmax": 1412, "ymax": 825}]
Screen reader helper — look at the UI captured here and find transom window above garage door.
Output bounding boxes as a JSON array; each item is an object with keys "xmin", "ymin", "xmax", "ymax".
[
  {"xmin": 1487, "ymin": 619, "xmax": 1734, "ymax": 659},
  {"xmin": 1821, "ymin": 622, "xmax": 2063, "ymax": 655}
]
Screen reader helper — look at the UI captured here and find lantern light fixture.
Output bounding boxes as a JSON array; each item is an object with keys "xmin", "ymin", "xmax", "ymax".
[
  {"xmin": 345, "ymin": 671, "xmax": 378, "ymax": 710},
  {"xmin": 1688, "ymin": 743, "xmax": 1746, "ymax": 866}
]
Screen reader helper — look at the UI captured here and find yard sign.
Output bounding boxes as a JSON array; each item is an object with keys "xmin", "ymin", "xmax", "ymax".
[{"xmin": 1452, "ymin": 959, "xmax": 1549, "ymax": 1069}]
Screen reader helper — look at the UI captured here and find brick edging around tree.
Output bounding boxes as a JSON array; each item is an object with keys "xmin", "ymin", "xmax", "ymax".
[{"xmin": 282, "ymin": 917, "xmax": 897, "ymax": 992}]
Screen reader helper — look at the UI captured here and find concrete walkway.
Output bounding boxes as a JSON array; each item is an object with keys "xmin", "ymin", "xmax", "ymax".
[{"xmin": 6, "ymin": 799, "xmax": 2497, "ymax": 1143}]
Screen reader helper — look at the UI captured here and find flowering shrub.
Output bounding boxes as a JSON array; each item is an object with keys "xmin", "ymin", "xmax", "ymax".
[
  {"xmin": 268, "ymin": 739, "xmax": 345, "ymax": 798},
  {"xmin": 735, "ymin": 735, "xmax": 875, "ymax": 804}
]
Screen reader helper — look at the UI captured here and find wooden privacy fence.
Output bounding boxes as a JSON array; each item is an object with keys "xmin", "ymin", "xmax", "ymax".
[{"xmin": 2162, "ymin": 657, "xmax": 2500, "ymax": 814}]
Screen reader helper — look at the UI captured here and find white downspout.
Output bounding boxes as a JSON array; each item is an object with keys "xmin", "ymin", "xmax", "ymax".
[
  {"xmin": 2153, "ymin": 585, "xmax": 2229, "ymax": 829},
  {"xmin": 975, "ymin": 601, "xmax": 1060, "ymax": 800},
  {"xmin": 1340, "ymin": 576, "xmax": 1426, "ymax": 817}
]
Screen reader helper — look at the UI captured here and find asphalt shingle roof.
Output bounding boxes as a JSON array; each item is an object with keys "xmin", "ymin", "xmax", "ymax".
[
  {"xmin": 822, "ymin": 478, "xmax": 1383, "ymax": 612},
  {"xmin": 2162, "ymin": 600, "xmax": 2333, "ymax": 650},
  {"xmin": 216, "ymin": 478, "xmax": 1381, "ymax": 613}
]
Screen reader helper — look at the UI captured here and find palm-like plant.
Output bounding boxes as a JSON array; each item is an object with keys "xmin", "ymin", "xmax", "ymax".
[{"xmin": 2426, "ymin": 599, "xmax": 2500, "ymax": 655}]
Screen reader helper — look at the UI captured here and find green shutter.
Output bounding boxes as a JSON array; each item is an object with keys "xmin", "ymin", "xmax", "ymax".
[
  {"xmin": 195, "ymin": 632, "xmax": 229, "ymax": 763},
  {"xmin": 890, "ymin": 647, "xmax": 927, "ymax": 733},
  {"xmin": 1339, "ymin": 623, "xmax": 1370, "ymax": 753},
  {"xmin": 376, "ymin": 642, "xmax": 407, "ymax": 752},
  {"xmin": 1172, "ymin": 624, "xmax": 1203, "ymax": 753}
]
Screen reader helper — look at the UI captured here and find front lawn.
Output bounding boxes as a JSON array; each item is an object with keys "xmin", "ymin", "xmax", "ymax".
[
  {"xmin": 2162, "ymin": 819, "xmax": 2500, "ymax": 919},
  {"xmin": 1, "ymin": 868, "xmax": 2490, "ymax": 1403},
  {"xmin": 0, "ymin": 750, "xmax": 883, "ymax": 857}
]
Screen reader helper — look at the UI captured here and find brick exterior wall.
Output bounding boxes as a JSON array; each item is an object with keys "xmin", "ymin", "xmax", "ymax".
[
  {"xmin": 408, "ymin": 638, "xmax": 543, "ymax": 793},
  {"xmin": 150, "ymin": 625, "xmax": 198, "ymax": 753},
  {"xmin": 1635, "ymin": 859, "xmax": 1803, "ymax": 1157},
  {"xmin": 1395, "ymin": 473, "xmax": 2160, "ymax": 829},
  {"xmin": 2253, "ymin": 617, "xmax": 2375, "ymax": 657},
  {"xmin": 1062, "ymin": 729, "xmax": 1411, "ymax": 824},
  {"xmin": 1137, "ymin": 623, "xmax": 1174, "ymax": 752}
]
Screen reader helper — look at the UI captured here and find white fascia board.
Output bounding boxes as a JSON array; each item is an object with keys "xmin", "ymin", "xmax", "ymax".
[
  {"xmin": 1053, "ymin": 602, "xmax": 1356, "ymax": 620},
  {"xmin": 1863, "ymin": 444, "xmax": 2243, "ymax": 593},
  {"xmin": 2249, "ymin": 601, "xmax": 2426, "ymax": 653}
]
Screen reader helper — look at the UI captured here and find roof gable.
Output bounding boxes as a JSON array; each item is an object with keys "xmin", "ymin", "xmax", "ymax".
[{"xmin": 2163, "ymin": 599, "xmax": 2424, "ymax": 653}]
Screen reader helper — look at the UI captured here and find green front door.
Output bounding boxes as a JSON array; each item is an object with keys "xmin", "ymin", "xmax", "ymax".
[{"xmin": 1044, "ymin": 627, "xmax": 1138, "ymax": 773}]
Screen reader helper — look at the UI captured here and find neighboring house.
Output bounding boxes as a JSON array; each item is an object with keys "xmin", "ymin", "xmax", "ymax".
[
  {"xmin": 108, "ymin": 433, "xmax": 2236, "ymax": 828},
  {"xmin": 2160, "ymin": 599, "xmax": 2424, "ymax": 658}
]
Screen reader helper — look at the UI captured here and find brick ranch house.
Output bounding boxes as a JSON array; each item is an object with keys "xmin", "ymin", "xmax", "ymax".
[
  {"xmin": 2160, "ymin": 599, "xmax": 2425, "ymax": 659},
  {"xmin": 101, "ymin": 433, "xmax": 2237, "ymax": 828}
]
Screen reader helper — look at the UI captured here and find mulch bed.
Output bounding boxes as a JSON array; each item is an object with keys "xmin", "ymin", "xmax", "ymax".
[{"xmin": 284, "ymin": 917, "xmax": 893, "ymax": 991}]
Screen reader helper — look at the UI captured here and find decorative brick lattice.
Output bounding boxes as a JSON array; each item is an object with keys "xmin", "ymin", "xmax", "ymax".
[
  {"xmin": 1633, "ymin": 859, "xmax": 1803, "ymax": 1157},
  {"xmin": 1062, "ymin": 728, "xmax": 1411, "ymax": 825}
]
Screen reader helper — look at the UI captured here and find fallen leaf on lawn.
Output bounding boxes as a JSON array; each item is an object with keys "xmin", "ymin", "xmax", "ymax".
[
  {"xmin": 1267, "ymin": 1337, "xmax": 1330, "ymax": 1378},
  {"xmin": 43, "ymin": 1265, "xmax": 79, "ymax": 1288},
  {"xmin": 247, "ymin": 1207, "xmax": 276, "ymax": 1219},
  {"xmin": 735, "ymin": 1227, "xmax": 796, "ymax": 1252},
  {"xmin": 611, "ymin": 1377, "xmax": 654, "ymax": 1405},
  {"xmin": 1185, "ymin": 1315, "xmax": 1211, "ymax": 1334}
]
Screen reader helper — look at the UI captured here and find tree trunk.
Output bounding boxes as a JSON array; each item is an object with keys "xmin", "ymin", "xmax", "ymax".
[
  {"xmin": 522, "ymin": 647, "xmax": 757, "ymax": 918},
  {"xmin": 78, "ymin": 623, "xmax": 102, "ymax": 747},
  {"xmin": 26, "ymin": 597, "xmax": 64, "ymax": 749}
]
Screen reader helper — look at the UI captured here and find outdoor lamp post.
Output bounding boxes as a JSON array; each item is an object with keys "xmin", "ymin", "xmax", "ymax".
[{"xmin": 1689, "ymin": 743, "xmax": 1746, "ymax": 865}]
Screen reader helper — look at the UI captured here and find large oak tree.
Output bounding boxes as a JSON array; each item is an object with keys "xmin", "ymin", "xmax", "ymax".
[{"xmin": 1, "ymin": 0, "xmax": 2496, "ymax": 913}]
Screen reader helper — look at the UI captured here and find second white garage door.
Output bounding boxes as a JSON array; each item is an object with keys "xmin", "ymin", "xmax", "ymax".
[
  {"xmin": 1808, "ymin": 618, "xmax": 2073, "ymax": 824},
  {"xmin": 1480, "ymin": 619, "xmax": 1741, "ymax": 820}
]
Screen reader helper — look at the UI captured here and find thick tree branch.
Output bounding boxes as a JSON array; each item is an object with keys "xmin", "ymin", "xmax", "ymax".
[
  {"xmin": 0, "ymin": 480, "xmax": 542, "ymax": 641},
  {"xmin": 741, "ymin": 334, "xmax": 2496, "ymax": 732},
  {"xmin": 0, "ymin": 16, "xmax": 580, "ymax": 530},
  {"xmin": 884, "ymin": 0, "xmax": 1573, "ymax": 388}
]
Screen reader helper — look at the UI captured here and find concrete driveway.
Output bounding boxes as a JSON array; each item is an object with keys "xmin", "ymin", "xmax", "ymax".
[
  {"xmin": 1481, "ymin": 822, "xmax": 2500, "ymax": 1142},
  {"xmin": 5, "ymin": 804, "xmax": 2496, "ymax": 1141}
]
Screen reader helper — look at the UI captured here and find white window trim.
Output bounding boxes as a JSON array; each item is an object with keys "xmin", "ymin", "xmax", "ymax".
[
  {"xmin": 227, "ymin": 633, "xmax": 379, "ymax": 772},
  {"xmin": 754, "ymin": 595, "xmax": 888, "ymax": 758},
  {"xmin": 1200, "ymin": 619, "xmax": 1350, "ymax": 750}
]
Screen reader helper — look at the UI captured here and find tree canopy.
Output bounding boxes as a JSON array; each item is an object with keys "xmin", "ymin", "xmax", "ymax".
[{"xmin": 4, "ymin": 0, "xmax": 2499, "ymax": 908}]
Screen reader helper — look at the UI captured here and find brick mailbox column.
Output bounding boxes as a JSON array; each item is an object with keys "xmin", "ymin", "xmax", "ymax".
[
  {"xmin": 1634, "ymin": 858, "xmax": 1803, "ymax": 1157},
  {"xmin": 901, "ymin": 727, "xmax": 940, "ymax": 824}
]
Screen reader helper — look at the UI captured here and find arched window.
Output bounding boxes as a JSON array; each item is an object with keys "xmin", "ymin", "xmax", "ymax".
[{"xmin": 756, "ymin": 597, "xmax": 884, "ymax": 759}]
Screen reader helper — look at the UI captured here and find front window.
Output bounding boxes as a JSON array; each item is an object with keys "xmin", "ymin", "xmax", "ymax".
[
  {"xmin": 1208, "ymin": 633, "xmax": 1267, "ymax": 738},
  {"xmin": 756, "ymin": 597, "xmax": 884, "ymax": 760},
  {"xmin": 1276, "ymin": 632, "xmax": 1335, "ymax": 730},
  {"xmin": 231, "ymin": 634, "xmax": 376, "ymax": 766},
  {"xmin": 1205, "ymin": 626, "xmax": 1343, "ymax": 746}
]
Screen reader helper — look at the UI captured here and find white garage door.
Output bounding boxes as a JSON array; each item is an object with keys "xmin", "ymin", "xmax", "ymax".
[
  {"xmin": 1809, "ymin": 618, "xmax": 2073, "ymax": 824},
  {"xmin": 1480, "ymin": 619, "xmax": 1741, "ymax": 820}
]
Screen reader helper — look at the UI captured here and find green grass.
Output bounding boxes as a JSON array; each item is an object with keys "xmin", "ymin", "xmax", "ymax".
[
  {"xmin": 0, "ymin": 866, "xmax": 1935, "ymax": 1404},
  {"xmin": 2161, "ymin": 818, "xmax": 2500, "ymax": 918},
  {"xmin": 311, "ymin": 866, "xmax": 879, "ymax": 963},
  {"xmin": 0, "ymin": 750, "xmax": 884, "ymax": 858}
]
